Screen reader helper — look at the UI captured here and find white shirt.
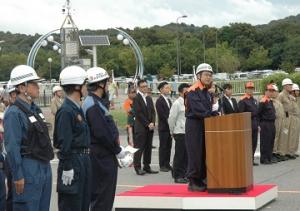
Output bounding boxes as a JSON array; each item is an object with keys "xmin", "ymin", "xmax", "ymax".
[
  {"xmin": 137, "ymin": 90, "xmax": 147, "ymax": 105},
  {"xmin": 162, "ymin": 94, "xmax": 170, "ymax": 108},
  {"xmin": 168, "ymin": 96, "xmax": 185, "ymax": 134}
]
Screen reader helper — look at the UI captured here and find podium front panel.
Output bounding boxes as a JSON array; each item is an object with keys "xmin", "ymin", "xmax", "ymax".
[{"xmin": 205, "ymin": 112, "xmax": 253, "ymax": 193}]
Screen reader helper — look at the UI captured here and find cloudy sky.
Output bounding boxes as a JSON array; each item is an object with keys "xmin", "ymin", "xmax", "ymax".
[{"xmin": 0, "ymin": 0, "xmax": 300, "ymax": 35}]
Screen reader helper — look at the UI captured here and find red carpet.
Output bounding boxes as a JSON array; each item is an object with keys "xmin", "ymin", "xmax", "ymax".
[{"xmin": 117, "ymin": 184, "xmax": 276, "ymax": 198}]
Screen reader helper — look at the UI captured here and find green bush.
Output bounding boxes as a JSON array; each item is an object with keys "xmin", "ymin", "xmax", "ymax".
[{"xmin": 261, "ymin": 73, "xmax": 300, "ymax": 92}]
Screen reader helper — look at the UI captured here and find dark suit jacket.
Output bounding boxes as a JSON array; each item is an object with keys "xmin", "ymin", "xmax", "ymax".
[
  {"xmin": 155, "ymin": 95, "xmax": 172, "ymax": 132},
  {"xmin": 219, "ymin": 95, "xmax": 239, "ymax": 114},
  {"xmin": 133, "ymin": 93, "xmax": 156, "ymax": 133}
]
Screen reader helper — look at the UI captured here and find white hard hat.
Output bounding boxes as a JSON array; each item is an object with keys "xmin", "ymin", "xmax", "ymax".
[
  {"xmin": 59, "ymin": 66, "xmax": 87, "ymax": 86},
  {"xmin": 282, "ymin": 78, "xmax": 293, "ymax": 86},
  {"xmin": 195, "ymin": 63, "xmax": 213, "ymax": 75},
  {"xmin": 52, "ymin": 85, "xmax": 62, "ymax": 94},
  {"xmin": 10, "ymin": 65, "xmax": 40, "ymax": 86},
  {"xmin": 292, "ymin": 83, "xmax": 300, "ymax": 91},
  {"xmin": 118, "ymin": 154, "xmax": 133, "ymax": 168},
  {"xmin": 6, "ymin": 80, "xmax": 16, "ymax": 93},
  {"xmin": 86, "ymin": 67, "xmax": 109, "ymax": 84}
]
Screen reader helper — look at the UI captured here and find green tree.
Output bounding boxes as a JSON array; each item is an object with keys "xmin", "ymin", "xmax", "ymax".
[
  {"xmin": 245, "ymin": 46, "xmax": 272, "ymax": 70},
  {"xmin": 159, "ymin": 64, "xmax": 174, "ymax": 79}
]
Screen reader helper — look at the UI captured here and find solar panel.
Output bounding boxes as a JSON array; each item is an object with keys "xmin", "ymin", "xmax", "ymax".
[{"xmin": 79, "ymin": 35, "xmax": 110, "ymax": 46}]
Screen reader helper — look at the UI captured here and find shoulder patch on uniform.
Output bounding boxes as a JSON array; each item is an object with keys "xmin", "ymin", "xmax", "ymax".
[{"xmin": 187, "ymin": 81, "xmax": 204, "ymax": 92}]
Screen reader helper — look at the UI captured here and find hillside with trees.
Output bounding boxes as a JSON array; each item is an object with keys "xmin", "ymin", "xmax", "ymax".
[{"xmin": 0, "ymin": 14, "xmax": 300, "ymax": 81}]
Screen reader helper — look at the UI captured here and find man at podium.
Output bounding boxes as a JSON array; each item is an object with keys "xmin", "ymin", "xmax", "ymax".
[{"xmin": 185, "ymin": 63, "xmax": 219, "ymax": 192}]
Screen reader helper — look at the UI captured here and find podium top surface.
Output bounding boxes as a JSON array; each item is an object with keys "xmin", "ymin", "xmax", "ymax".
[{"xmin": 205, "ymin": 112, "xmax": 251, "ymax": 131}]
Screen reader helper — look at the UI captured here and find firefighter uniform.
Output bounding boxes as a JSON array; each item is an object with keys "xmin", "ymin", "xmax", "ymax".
[
  {"xmin": 83, "ymin": 93, "xmax": 121, "ymax": 211},
  {"xmin": 185, "ymin": 81, "xmax": 219, "ymax": 189},
  {"xmin": 238, "ymin": 93, "xmax": 259, "ymax": 159},
  {"xmin": 54, "ymin": 97, "xmax": 91, "ymax": 211},
  {"xmin": 278, "ymin": 89, "xmax": 293, "ymax": 157},
  {"xmin": 287, "ymin": 96, "xmax": 300, "ymax": 156},
  {"xmin": 272, "ymin": 97, "xmax": 286, "ymax": 158},
  {"xmin": 258, "ymin": 95, "xmax": 276, "ymax": 164},
  {"xmin": 4, "ymin": 97, "xmax": 53, "ymax": 211}
]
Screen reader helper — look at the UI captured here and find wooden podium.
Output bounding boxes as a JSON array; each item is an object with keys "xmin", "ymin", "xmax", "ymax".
[{"xmin": 205, "ymin": 112, "xmax": 253, "ymax": 194}]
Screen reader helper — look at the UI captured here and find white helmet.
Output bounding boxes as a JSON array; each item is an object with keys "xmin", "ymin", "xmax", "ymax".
[
  {"xmin": 59, "ymin": 66, "xmax": 87, "ymax": 86},
  {"xmin": 196, "ymin": 63, "xmax": 213, "ymax": 75},
  {"xmin": 282, "ymin": 78, "xmax": 293, "ymax": 86},
  {"xmin": 6, "ymin": 80, "xmax": 16, "ymax": 93},
  {"xmin": 52, "ymin": 85, "xmax": 63, "ymax": 94},
  {"xmin": 292, "ymin": 83, "xmax": 300, "ymax": 91},
  {"xmin": 86, "ymin": 67, "xmax": 109, "ymax": 84},
  {"xmin": 118, "ymin": 154, "xmax": 134, "ymax": 168},
  {"xmin": 10, "ymin": 65, "xmax": 40, "ymax": 86}
]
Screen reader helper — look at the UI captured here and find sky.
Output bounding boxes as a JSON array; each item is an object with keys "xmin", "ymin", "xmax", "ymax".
[{"xmin": 0, "ymin": 0, "xmax": 300, "ymax": 35}]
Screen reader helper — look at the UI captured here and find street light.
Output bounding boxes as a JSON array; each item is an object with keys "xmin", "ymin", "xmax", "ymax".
[
  {"xmin": 176, "ymin": 15, "xmax": 187, "ymax": 77},
  {"xmin": 48, "ymin": 57, "xmax": 52, "ymax": 82}
]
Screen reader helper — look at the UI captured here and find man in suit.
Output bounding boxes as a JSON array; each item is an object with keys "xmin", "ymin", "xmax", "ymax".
[
  {"xmin": 220, "ymin": 83, "xmax": 239, "ymax": 114},
  {"xmin": 156, "ymin": 81, "xmax": 173, "ymax": 172},
  {"xmin": 133, "ymin": 79, "xmax": 158, "ymax": 175}
]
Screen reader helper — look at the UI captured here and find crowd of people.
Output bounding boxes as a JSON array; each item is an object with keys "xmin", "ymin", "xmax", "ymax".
[{"xmin": 0, "ymin": 62, "xmax": 299, "ymax": 211}]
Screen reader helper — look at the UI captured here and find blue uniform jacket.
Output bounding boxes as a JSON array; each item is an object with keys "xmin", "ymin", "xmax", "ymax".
[
  {"xmin": 82, "ymin": 93, "xmax": 121, "ymax": 157},
  {"xmin": 185, "ymin": 82, "xmax": 218, "ymax": 120},
  {"xmin": 4, "ymin": 97, "xmax": 42, "ymax": 181},
  {"xmin": 53, "ymin": 97, "xmax": 90, "ymax": 170}
]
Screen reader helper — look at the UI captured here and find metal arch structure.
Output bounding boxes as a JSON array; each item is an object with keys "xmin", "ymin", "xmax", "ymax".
[
  {"xmin": 114, "ymin": 28, "xmax": 144, "ymax": 81},
  {"xmin": 27, "ymin": 29, "xmax": 60, "ymax": 68},
  {"xmin": 27, "ymin": 28, "xmax": 144, "ymax": 82}
]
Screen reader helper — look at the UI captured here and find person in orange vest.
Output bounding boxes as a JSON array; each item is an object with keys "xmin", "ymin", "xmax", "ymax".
[
  {"xmin": 238, "ymin": 81, "xmax": 259, "ymax": 165},
  {"xmin": 185, "ymin": 63, "xmax": 219, "ymax": 192},
  {"xmin": 123, "ymin": 87, "xmax": 137, "ymax": 146},
  {"xmin": 258, "ymin": 84, "xmax": 276, "ymax": 164}
]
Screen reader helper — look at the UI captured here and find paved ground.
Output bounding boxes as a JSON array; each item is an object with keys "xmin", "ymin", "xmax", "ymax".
[{"xmin": 48, "ymin": 134, "xmax": 300, "ymax": 211}]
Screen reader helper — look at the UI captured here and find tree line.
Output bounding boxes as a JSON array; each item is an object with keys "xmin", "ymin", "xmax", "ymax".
[{"xmin": 0, "ymin": 14, "xmax": 300, "ymax": 81}]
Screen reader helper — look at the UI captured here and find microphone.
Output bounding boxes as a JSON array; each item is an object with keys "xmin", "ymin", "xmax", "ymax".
[{"xmin": 215, "ymin": 84, "xmax": 224, "ymax": 92}]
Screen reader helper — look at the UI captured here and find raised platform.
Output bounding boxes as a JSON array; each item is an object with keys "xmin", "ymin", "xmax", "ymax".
[{"xmin": 114, "ymin": 184, "xmax": 277, "ymax": 210}]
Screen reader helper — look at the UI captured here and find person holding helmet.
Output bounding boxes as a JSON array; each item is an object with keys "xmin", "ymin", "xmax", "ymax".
[
  {"xmin": 287, "ymin": 83, "xmax": 300, "ymax": 158},
  {"xmin": 238, "ymin": 81, "xmax": 259, "ymax": 165},
  {"xmin": 82, "ymin": 66, "xmax": 126, "ymax": 211},
  {"xmin": 185, "ymin": 63, "xmax": 219, "ymax": 192},
  {"xmin": 50, "ymin": 85, "xmax": 64, "ymax": 116},
  {"xmin": 4, "ymin": 65, "xmax": 54, "ymax": 211},
  {"xmin": 258, "ymin": 84, "xmax": 277, "ymax": 164},
  {"xmin": 53, "ymin": 66, "xmax": 91, "ymax": 211},
  {"xmin": 278, "ymin": 78, "xmax": 295, "ymax": 159}
]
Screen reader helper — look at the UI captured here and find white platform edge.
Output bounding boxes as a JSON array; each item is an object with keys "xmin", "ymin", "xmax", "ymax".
[{"xmin": 114, "ymin": 185, "xmax": 278, "ymax": 210}]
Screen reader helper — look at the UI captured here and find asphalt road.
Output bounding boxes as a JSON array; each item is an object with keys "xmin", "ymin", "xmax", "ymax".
[{"xmin": 48, "ymin": 135, "xmax": 300, "ymax": 211}]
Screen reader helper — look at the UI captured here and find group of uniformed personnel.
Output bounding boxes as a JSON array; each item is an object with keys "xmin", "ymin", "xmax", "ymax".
[{"xmin": 1, "ymin": 64, "xmax": 128, "ymax": 211}]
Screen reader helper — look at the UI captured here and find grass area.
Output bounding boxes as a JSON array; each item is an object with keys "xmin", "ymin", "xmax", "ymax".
[{"xmin": 110, "ymin": 109, "xmax": 128, "ymax": 129}]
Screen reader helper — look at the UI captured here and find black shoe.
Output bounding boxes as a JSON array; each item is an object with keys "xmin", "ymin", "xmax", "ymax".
[
  {"xmin": 174, "ymin": 178, "xmax": 188, "ymax": 184},
  {"xmin": 188, "ymin": 182, "xmax": 207, "ymax": 192},
  {"xmin": 293, "ymin": 154, "xmax": 299, "ymax": 157},
  {"xmin": 135, "ymin": 169, "xmax": 146, "ymax": 175},
  {"xmin": 286, "ymin": 154, "xmax": 296, "ymax": 160},
  {"xmin": 152, "ymin": 145, "xmax": 156, "ymax": 149},
  {"xmin": 253, "ymin": 161, "xmax": 259, "ymax": 166},
  {"xmin": 143, "ymin": 167, "xmax": 159, "ymax": 174},
  {"xmin": 160, "ymin": 167, "xmax": 170, "ymax": 172},
  {"xmin": 279, "ymin": 155, "xmax": 289, "ymax": 161},
  {"xmin": 271, "ymin": 157, "xmax": 278, "ymax": 163},
  {"xmin": 260, "ymin": 160, "xmax": 272, "ymax": 165}
]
